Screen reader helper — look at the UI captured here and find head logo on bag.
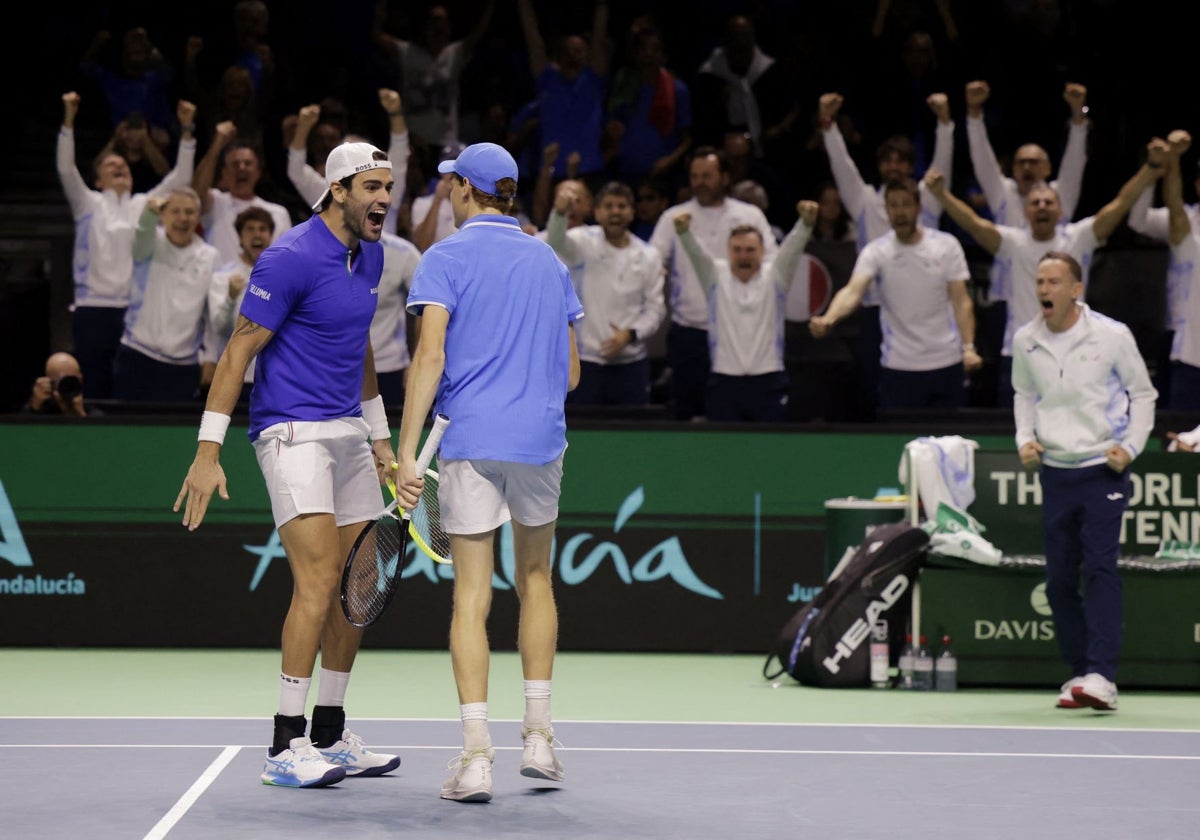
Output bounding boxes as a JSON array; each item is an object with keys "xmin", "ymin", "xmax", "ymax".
[{"xmin": 821, "ymin": 572, "xmax": 909, "ymax": 674}]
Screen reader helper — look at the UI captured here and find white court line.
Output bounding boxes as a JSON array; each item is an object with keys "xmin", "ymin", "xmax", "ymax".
[
  {"xmin": 1, "ymin": 744, "xmax": 1197, "ymax": 762},
  {"xmin": 3, "ymin": 716, "xmax": 1199, "ymax": 735},
  {"xmin": 141, "ymin": 745, "xmax": 240, "ymax": 840},
  {"xmin": 569, "ymin": 747, "xmax": 1200, "ymax": 761}
]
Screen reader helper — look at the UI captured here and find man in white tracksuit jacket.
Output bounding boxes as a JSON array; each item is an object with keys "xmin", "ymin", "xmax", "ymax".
[{"xmin": 1012, "ymin": 251, "xmax": 1157, "ymax": 714}]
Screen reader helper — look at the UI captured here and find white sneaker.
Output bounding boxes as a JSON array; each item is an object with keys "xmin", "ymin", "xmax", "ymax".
[
  {"xmin": 441, "ymin": 748, "xmax": 494, "ymax": 802},
  {"xmin": 1056, "ymin": 677, "xmax": 1086, "ymax": 709},
  {"xmin": 1071, "ymin": 673, "xmax": 1118, "ymax": 711},
  {"xmin": 520, "ymin": 726, "xmax": 564, "ymax": 782},
  {"xmin": 261, "ymin": 737, "xmax": 347, "ymax": 788},
  {"xmin": 317, "ymin": 729, "xmax": 400, "ymax": 777}
]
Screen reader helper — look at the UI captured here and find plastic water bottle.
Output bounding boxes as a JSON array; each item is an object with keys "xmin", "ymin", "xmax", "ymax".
[
  {"xmin": 935, "ymin": 635, "xmax": 958, "ymax": 692},
  {"xmin": 869, "ymin": 619, "xmax": 890, "ymax": 689},
  {"xmin": 913, "ymin": 635, "xmax": 934, "ymax": 690},
  {"xmin": 898, "ymin": 633, "xmax": 915, "ymax": 689}
]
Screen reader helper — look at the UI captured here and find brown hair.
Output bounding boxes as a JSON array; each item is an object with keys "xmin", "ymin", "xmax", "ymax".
[
  {"xmin": 234, "ymin": 205, "xmax": 275, "ymax": 234},
  {"xmin": 1038, "ymin": 250, "xmax": 1083, "ymax": 283},
  {"xmin": 882, "ymin": 176, "xmax": 920, "ymax": 203},
  {"xmin": 877, "ymin": 135, "xmax": 916, "ymax": 166},
  {"xmin": 454, "ymin": 173, "xmax": 517, "ymax": 212}
]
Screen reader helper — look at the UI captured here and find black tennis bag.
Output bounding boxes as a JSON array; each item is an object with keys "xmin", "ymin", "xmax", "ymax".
[{"xmin": 764, "ymin": 520, "xmax": 929, "ymax": 687}]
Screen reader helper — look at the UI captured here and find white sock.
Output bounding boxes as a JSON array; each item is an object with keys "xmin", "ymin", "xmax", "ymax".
[
  {"xmin": 278, "ymin": 673, "xmax": 311, "ymax": 717},
  {"xmin": 460, "ymin": 702, "xmax": 491, "ymax": 752},
  {"xmin": 523, "ymin": 679, "xmax": 552, "ymax": 729},
  {"xmin": 316, "ymin": 668, "xmax": 351, "ymax": 707}
]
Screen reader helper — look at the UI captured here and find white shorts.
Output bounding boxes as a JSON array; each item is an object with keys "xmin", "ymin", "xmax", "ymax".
[
  {"xmin": 252, "ymin": 417, "xmax": 383, "ymax": 529},
  {"xmin": 439, "ymin": 454, "xmax": 565, "ymax": 534}
]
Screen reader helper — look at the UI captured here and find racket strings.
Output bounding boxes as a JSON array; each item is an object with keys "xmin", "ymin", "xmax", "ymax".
[
  {"xmin": 409, "ymin": 474, "xmax": 452, "ymax": 563},
  {"xmin": 342, "ymin": 517, "xmax": 404, "ymax": 627}
]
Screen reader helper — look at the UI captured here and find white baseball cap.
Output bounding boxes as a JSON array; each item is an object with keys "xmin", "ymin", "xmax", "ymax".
[{"xmin": 312, "ymin": 141, "xmax": 392, "ymax": 211}]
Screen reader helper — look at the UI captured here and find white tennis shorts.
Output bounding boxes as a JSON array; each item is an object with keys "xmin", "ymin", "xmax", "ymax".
[
  {"xmin": 438, "ymin": 453, "xmax": 565, "ymax": 534},
  {"xmin": 252, "ymin": 417, "xmax": 383, "ymax": 528}
]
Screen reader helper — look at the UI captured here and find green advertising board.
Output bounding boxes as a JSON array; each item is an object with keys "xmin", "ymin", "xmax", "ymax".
[{"xmin": 0, "ymin": 421, "xmax": 941, "ymax": 653}]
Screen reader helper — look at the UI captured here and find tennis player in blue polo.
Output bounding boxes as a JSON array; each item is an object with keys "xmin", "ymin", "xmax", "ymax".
[
  {"xmin": 175, "ymin": 142, "xmax": 402, "ymax": 787},
  {"xmin": 395, "ymin": 142, "xmax": 583, "ymax": 802}
]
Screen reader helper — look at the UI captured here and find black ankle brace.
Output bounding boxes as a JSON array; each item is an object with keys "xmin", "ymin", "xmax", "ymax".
[
  {"xmin": 270, "ymin": 713, "xmax": 308, "ymax": 756},
  {"xmin": 310, "ymin": 705, "xmax": 346, "ymax": 748}
]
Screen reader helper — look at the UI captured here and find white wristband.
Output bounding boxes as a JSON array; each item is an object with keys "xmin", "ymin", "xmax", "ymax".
[
  {"xmin": 198, "ymin": 411, "xmax": 231, "ymax": 445},
  {"xmin": 361, "ymin": 394, "xmax": 390, "ymax": 441}
]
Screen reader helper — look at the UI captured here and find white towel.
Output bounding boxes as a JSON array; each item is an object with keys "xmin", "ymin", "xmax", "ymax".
[
  {"xmin": 930, "ymin": 531, "xmax": 1002, "ymax": 566},
  {"xmin": 899, "ymin": 436, "xmax": 979, "ymax": 516},
  {"xmin": 1167, "ymin": 424, "xmax": 1200, "ymax": 452}
]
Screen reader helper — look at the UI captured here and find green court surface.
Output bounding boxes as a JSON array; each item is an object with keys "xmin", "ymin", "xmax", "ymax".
[{"xmin": 1, "ymin": 648, "xmax": 1195, "ymax": 730}]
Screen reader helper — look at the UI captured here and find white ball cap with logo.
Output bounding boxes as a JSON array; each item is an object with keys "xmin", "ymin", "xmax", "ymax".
[{"xmin": 312, "ymin": 141, "xmax": 392, "ymax": 211}]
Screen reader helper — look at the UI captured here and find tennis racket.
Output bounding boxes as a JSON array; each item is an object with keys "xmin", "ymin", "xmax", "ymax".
[
  {"xmin": 385, "ymin": 466, "xmax": 452, "ymax": 564},
  {"xmin": 340, "ymin": 413, "xmax": 449, "ymax": 628}
]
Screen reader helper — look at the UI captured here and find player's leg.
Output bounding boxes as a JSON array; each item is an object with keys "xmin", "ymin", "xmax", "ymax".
[
  {"xmin": 279, "ymin": 514, "xmax": 344, "ymax": 676},
  {"xmin": 441, "ymin": 529, "xmax": 498, "ymax": 801},
  {"xmin": 253, "ymin": 422, "xmax": 351, "ymax": 787},
  {"xmin": 438, "ymin": 457, "xmax": 508, "ymax": 801},
  {"xmin": 259, "ymin": 512, "xmax": 345, "ymax": 787},
  {"xmin": 512, "ymin": 519, "xmax": 558, "ymax": 684},
  {"xmin": 508, "ymin": 456, "xmax": 565, "ymax": 782},
  {"xmin": 308, "ymin": 433, "xmax": 402, "ymax": 776},
  {"xmin": 512, "ymin": 518, "xmax": 565, "ymax": 782},
  {"xmin": 448, "ymin": 531, "xmax": 496, "ymax": 712}
]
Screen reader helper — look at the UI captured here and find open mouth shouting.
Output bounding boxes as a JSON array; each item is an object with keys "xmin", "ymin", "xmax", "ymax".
[{"xmin": 366, "ymin": 207, "xmax": 388, "ymax": 235}]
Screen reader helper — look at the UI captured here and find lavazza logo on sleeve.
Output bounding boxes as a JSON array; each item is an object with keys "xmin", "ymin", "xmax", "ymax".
[{"xmin": 0, "ymin": 480, "xmax": 86, "ymax": 596}]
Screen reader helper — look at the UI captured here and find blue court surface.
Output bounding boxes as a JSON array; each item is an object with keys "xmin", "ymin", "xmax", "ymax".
[{"xmin": 1, "ymin": 650, "xmax": 1197, "ymax": 839}]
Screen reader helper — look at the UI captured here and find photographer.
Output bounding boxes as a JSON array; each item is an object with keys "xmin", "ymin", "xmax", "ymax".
[{"xmin": 23, "ymin": 352, "xmax": 101, "ymax": 417}]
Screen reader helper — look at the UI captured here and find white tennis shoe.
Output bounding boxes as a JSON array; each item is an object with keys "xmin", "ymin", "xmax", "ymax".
[
  {"xmin": 1056, "ymin": 676, "xmax": 1086, "ymax": 709},
  {"xmin": 261, "ymin": 737, "xmax": 346, "ymax": 788},
  {"xmin": 317, "ymin": 729, "xmax": 400, "ymax": 776},
  {"xmin": 441, "ymin": 748, "xmax": 494, "ymax": 802},
  {"xmin": 520, "ymin": 726, "xmax": 564, "ymax": 782},
  {"xmin": 1071, "ymin": 673, "xmax": 1118, "ymax": 711}
]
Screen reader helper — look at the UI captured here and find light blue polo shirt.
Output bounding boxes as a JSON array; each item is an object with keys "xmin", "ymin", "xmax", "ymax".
[
  {"xmin": 239, "ymin": 216, "xmax": 383, "ymax": 440},
  {"xmin": 407, "ymin": 214, "xmax": 584, "ymax": 464}
]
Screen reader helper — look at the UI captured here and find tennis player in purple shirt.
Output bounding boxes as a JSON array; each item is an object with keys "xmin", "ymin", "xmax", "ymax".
[{"xmin": 174, "ymin": 142, "xmax": 402, "ymax": 788}]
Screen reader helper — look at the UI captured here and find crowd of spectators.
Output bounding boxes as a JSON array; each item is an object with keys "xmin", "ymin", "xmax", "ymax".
[{"xmin": 12, "ymin": 0, "xmax": 1199, "ymax": 424}]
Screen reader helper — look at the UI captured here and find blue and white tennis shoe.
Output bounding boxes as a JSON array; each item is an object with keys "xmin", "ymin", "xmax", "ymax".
[
  {"xmin": 261, "ymin": 737, "xmax": 346, "ymax": 787},
  {"xmin": 317, "ymin": 729, "xmax": 401, "ymax": 776}
]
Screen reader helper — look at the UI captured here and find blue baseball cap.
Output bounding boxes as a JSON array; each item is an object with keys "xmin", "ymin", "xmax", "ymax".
[{"xmin": 437, "ymin": 142, "xmax": 518, "ymax": 196}]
